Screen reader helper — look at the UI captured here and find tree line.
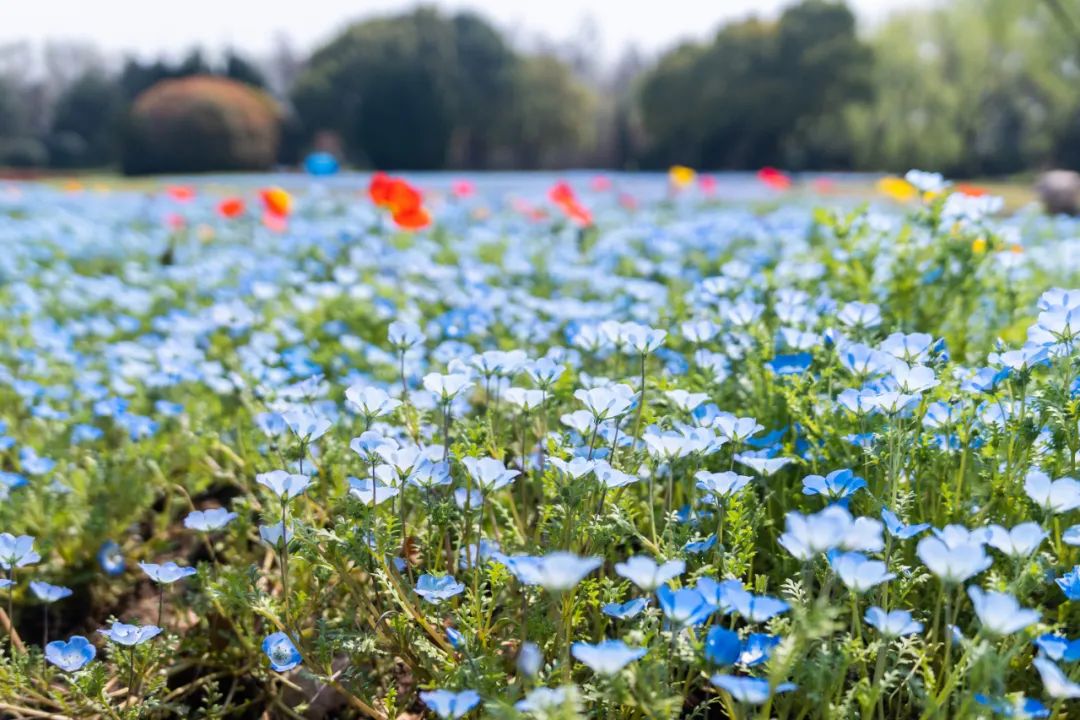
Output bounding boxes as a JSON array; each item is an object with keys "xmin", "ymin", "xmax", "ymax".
[{"xmin": 0, "ymin": 0, "xmax": 1078, "ymax": 175}]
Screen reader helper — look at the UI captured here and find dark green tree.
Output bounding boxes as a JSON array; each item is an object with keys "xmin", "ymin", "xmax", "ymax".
[{"xmin": 48, "ymin": 71, "xmax": 124, "ymax": 167}]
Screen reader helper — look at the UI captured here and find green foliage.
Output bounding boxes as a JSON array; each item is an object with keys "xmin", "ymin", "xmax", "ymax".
[{"xmin": 638, "ymin": 0, "xmax": 873, "ymax": 170}]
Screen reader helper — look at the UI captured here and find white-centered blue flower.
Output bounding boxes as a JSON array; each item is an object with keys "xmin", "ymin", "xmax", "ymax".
[
  {"xmin": 98, "ymin": 621, "xmax": 161, "ymax": 646},
  {"xmin": 138, "ymin": 561, "xmax": 196, "ymax": 584},
  {"xmin": 45, "ymin": 635, "xmax": 95, "ymax": 672},
  {"xmin": 0, "ymin": 533, "xmax": 40, "ymax": 569},
  {"xmin": 1033, "ymin": 657, "xmax": 1080, "ymax": 699},
  {"xmin": 916, "ymin": 537, "xmax": 991, "ymax": 584},
  {"xmin": 864, "ymin": 607, "xmax": 923, "ymax": 638},
  {"xmin": 415, "ymin": 574, "xmax": 466, "ymax": 604},
  {"xmin": 262, "ymin": 631, "xmax": 302, "ymax": 672},
  {"xmin": 256, "ymin": 470, "xmax": 312, "ymax": 500},
  {"xmin": 709, "ymin": 675, "xmax": 796, "ymax": 704},
  {"xmin": 986, "ymin": 522, "xmax": 1047, "ymax": 558},
  {"xmin": 420, "ymin": 689, "xmax": 482, "ymax": 719},
  {"xmin": 571, "ymin": 640, "xmax": 646, "ymax": 675},
  {"xmin": 614, "ymin": 556, "xmax": 685, "ymax": 592},
  {"xmin": 967, "ymin": 587, "xmax": 1040, "ymax": 636},
  {"xmin": 30, "ymin": 581, "xmax": 72, "ymax": 603},
  {"xmin": 1024, "ymin": 470, "xmax": 1080, "ymax": 514},
  {"xmin": 831, "ymin": 552, "xmax": 895, "ymax": 593},
  {"xmin": 183, "ymin": 507, "xmax": 238, "ymax": 532},
  {"xmin": 461, "ymin": 456, "xmax": 519, "ymax": 493}
]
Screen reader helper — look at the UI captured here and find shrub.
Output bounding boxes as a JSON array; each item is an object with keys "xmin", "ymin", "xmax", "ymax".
[{"xmin": 122, "ymin": 75, "xmax": 280, "ymax": 175}]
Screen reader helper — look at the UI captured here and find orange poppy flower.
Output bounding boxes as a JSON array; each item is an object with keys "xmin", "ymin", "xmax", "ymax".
[
  {"xmin": 217, "ymin": 197, "xmax": 245, "ymax": 219},
  {"xmin": 392, "ymin": 205, "xmax": 432, "ymax": 230},
  {"xmin": 260, "ymin": 187, "xmax": 292, "ymax": 217},
  {"xmin": 955, "ymin": 183, "xmax": 988, "ymax": 197}
]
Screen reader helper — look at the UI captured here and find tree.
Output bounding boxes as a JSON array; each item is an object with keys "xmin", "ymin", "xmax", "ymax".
[
  {"xmin": 122, "ymin": 75, "xmax": 280, "ymax": 175},
  {"xmin": 507, "ymin": 54, "xmax": 596, "ymax": 168},
  {"xmin": 49, "ymin": 72, "xmax": 124, "ymax": 167},
  {"xmin": 637, "ymin": 0, "xmax": 872, "ymax": 170}
]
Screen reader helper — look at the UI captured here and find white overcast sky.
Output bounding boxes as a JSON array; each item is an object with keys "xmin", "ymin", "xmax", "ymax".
[{"xmin": 2, "ymin": 0, "xmax": 936, "ymax": 63}]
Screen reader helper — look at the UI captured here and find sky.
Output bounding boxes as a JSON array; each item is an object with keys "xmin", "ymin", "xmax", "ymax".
[{"xmin": 3, "ymin": 0, "xmax": 935, "ymax": 64}]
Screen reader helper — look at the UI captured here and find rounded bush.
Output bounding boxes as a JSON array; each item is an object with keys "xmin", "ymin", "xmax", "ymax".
[{"xmin": 122, "ymin": 75, "xmax": 280, "ymax": 175}]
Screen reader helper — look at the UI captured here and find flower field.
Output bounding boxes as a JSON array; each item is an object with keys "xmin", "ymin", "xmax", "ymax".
[{"xmin": 0, "ymin": 170, "xmax": 1079, "ymax": 719}]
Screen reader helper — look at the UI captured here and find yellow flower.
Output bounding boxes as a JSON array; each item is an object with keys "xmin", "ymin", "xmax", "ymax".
[
  {"xmin": 876, "ymin": 176, "xmax": 917, "ymax": 202},
  {"xmin": 971, "ymin": 237, "xmax": 987, "ymax": 254},
  {"xmin": 668, "ymin": 165, "xmax": 696, "ymax": 190}
]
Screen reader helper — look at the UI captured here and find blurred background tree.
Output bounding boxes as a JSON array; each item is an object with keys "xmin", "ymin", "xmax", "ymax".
[{"xmin": 3, "ymin": 0, "xmax": 1080, "ymax": 175}]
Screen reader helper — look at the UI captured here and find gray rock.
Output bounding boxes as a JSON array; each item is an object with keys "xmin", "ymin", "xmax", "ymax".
[{"xmin": 1037, "ymin": 170, "xmax": 1080, "ymax": 215}]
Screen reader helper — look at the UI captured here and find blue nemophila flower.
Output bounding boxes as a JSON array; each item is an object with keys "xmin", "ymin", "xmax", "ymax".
[
  {"xmin": 45, "ymin": 636, "xmax": 95, "ymax": 672},
  {"xmin": 695, "ymin": 471, "xmax": 751, "ymax": 501},
  {"xmin": 454, "ymin": 488, "xmax": 483, "ymax": 510},
  {"xmin": 509, "ymin": 552, "xmax": 601, "ymax": 592},
  {"xmin": 766, "ymin": 353, "xmax": 812, "ymax": 376},
  {"xmin": 881, "ymin": 509, "xmax": 930, "ymax": 540},
  {"xmin": 735, "ymin": 454, "xmax": 791, "ymax": 476},
  {"xmin": 1033, "ymin": 657, "xmax": 1080, "ymax": 699},
  {"xmin": 98, "ymin": 540, "xmax": 125, "ymax": 576},
  {"xmin": 575, "ymin": 385, "xmax": 635, "ymax": 420},
  {"xmin": 262, "ymin": 632, "xmax": 302, "ymax": 672},
  {"xmin": 30, "ymin": 581, "xmax": 72, "ymax": 603},
  {"xmin": 830, "ymin": 552, "xmax": 895, "ymax": 593},
  {"xmin": 864, "ymin": 607, "xmax": 923, "ymax": 638},
  {"xmin": 348, "ymin": 477, "xmax": 399, "ymax": 506},
  {"xmin": 415, "ymin": 574, "xmax": 466, "ymax": 604},
  {"xmin": 614, "ymin": 556, "xmax": 685, "ymax": 592},
  {"xmin": 739, "ymin": 634, "xmax": 781, "ymax": 667},
  {"xmin": 0, "ymin": 472, "xmax": 26, "ymax": 500},
  {"xmin": 710, "ymin": 675, "xmax": 796, "ymax": 704},
  {"xmin": 778, "ymin": 506, "xmax": 852, "ymax": 559},
  {"xmin": 98, "ymin": 621, "xmax": 161, "ymax": 646},
  {"xmin": 602, "ymin": 597, "xmax": 649, "ymax": 620},
  {"xmin": 423, "ymin": 373, "xmax": 473, "ymax": 402},
  {"xmin": 986, "ymin": 522, "xmax": 1047, "ymax": 558},
  {"xmin": 259, "ymin": 523, "xmax": 294, "ymax": 547},
  {"xmin": 695, "ymin": 577, "xmax": 743, "ymax": 608},
  {"xmin": 515, "ymin": 687, "xmax": 570, "ymax": 714},
  {"xmin": 973, "ymin": 693, "xmax": 1049, "ymax": 718},
  {"xmin": 256, "ymin": 470, "xmax": 312, "ymax": 500},
  {"xmin": 461, "ymin": 456, "xmax": 519, "ymax": 493},
  {"xmin": 281, "ymin": 407, "xmax": 332, "ymax": 442},
  {"xmin": 388, "ymin": 320, "xmax": 424, "ymax": 351},
  {"xmin": 1024, "ymin": 470, "xmax": 1080, "ymax": 514},
  {"xmin": 548, "ymin": 457, "xmax": 596, "ymax": 480},
  {"xmin": 446, "ymin": 627, "xmax": 465, "ymax": 650},
  {"xmin": 420, "ymin": 690, "xmax": 481, "ymax": 719},
  {"xmin": 703, "ymin": 627, "xmax": 741, "ymax": 665},
  {"xmin": 184, "ymin": 508, "xmax": 238, "ymax": 532},
  {"xmin": 345, "ymin": 385, "xmax": 401, "ymax": 420},
  {"xmin": 138, "ymin": 561, "xmax": 196, "ymax": 584},
  {"xmin": 571, "ymin": 640, "xmax": 646, "ymax": 675},
  {"xmin": 656, "ymin": 584, "xmax": 715, "ymax": 627},
  {"xmin": 916, "ymin": 537, "xmax": 991, "ymax": 584},
  {"xmin": 1033, "ymin": 634, "xmax": 1080, "ymax": 662},
  {"xmin": 0, "ymin": 533, "xmax": 40, "ymax": 569},
  {"xmin": 968, "ymin": 587, "xmax": 1040, "ymax": 636},
  {"xmin": 1056, "ymin": 566, "xmax": 1080, "ymax": 600},
  {"xmin": 516, "ymin": 642, "xmax": 542, "ymax": 677},
  {"xmin": 802, "ymin": 469, "xmax": 866, "ymax": 501},
  {"xmin": 684, "ymin": 535, "xmax": 718, "ymax": 554},
  {"xmin": 724, "ymin": 586, "xmax": 790, "ymax": 623}
]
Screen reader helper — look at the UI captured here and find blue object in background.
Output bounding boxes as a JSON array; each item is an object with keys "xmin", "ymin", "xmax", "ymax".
[{"xmin": 304, "ymin": 152, "xmax": 339, "ymax": 176}]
